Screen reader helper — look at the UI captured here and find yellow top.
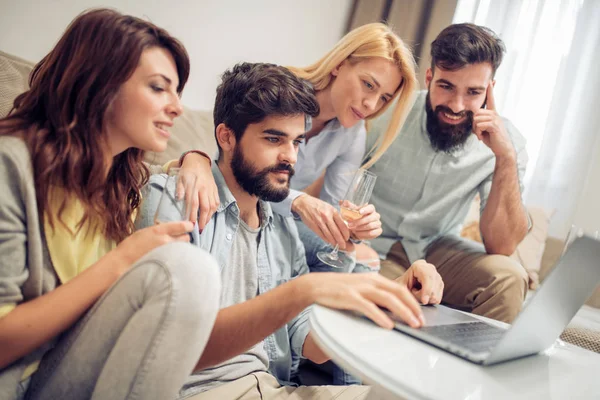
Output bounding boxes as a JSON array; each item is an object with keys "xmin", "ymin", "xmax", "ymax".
[
  {"xmin": 44, "ymin": 188, "xmax": 116, "ymax": 284},
  {"xmin": 20, "ymin": 187, "xmax": 116, "ymax": 380},
  {"xmin": 10, "ymin": 161, "xmax": 175, "ymax": 381}
]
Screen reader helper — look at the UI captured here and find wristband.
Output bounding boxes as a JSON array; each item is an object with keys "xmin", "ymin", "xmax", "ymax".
[{"xmin": 179, "ymin": 150, "xmax": 212, "ymax": 168}]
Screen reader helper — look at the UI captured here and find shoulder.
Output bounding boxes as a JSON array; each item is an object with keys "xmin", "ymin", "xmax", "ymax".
[
  {"xmin": 0, "ymin": 135, "xmax": 30, "ymax": 159},
  {"xmin": 501, "ymin": 117, "xmax": 527, "ymax": 152},
  {"xmin": 335, "ymin": 120, "xmax": 366, "ymax": 148},
  {"xmin": 0, "ymin": 135, "xmax": 33, "ymax": 182}
]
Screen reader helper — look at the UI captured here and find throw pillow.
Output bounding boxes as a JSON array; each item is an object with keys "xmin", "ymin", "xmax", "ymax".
[{"xmin": 460, "ymin": 196, "xmax": 555, "ymax": 290}]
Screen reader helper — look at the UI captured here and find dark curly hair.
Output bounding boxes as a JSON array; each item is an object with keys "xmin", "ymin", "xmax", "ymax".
[
  {"xmin": 213, "ymin": 62, "xmax": 320, "ymax": 157},
  {"xmin": 431, "ymin": 23, "xmax": 506, "ymax": 76}
]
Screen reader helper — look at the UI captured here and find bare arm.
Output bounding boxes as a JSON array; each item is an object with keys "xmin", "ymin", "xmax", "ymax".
[
  {"xmin": 194, "ymin": 277, "xmax": 311, "ymax": 370},
  {"xmin": 473, "ymin": 83, "xmax": 528, "ymax": 255},
  {"xmin": 195, "ymin": 272, "xmax": 425, "ymax": 371},
  {"xmin": 479, "ymin": 153, "xmax": 528, "ymax": 255},
  {"xmin": 302, "ymin": 332, "xmax": 329, "ymax": 364},
  {"xmin": 0, "ymin": 255, "xmax": 122, "ymax": 369},
  {"xmin": 0, "ymin": 221, "xmax": 193, "ymax": 370}
]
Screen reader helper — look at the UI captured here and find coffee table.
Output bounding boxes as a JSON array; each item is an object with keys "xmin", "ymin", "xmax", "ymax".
[{"xmin": 309, "ymin": 304, "xmax": 600, "ymax": 399}]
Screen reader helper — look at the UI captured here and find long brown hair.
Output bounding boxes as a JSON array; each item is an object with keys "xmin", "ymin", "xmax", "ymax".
[{"xmin": 0, "ymin": 8, "xmax": 190, "ymax": 242}]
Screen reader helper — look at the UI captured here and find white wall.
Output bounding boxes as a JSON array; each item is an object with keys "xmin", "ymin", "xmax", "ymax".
[{"xmin": 0, "ymin": 0, "xmax": 351, "ymax": 109}]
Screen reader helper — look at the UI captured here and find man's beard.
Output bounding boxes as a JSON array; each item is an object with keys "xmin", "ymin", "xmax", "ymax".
[
  {"xmin": 425, "ymin": 92, "xmax": 474, "ymax": 153},
  {"xmin": 231, "ymin": 145, "xmax": 294, "ymax": 202}
]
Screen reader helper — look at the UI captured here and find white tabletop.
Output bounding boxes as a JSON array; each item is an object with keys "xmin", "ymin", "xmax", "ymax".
[{"xmin": 309, "ymin": 305, "xmax": 600, "ymax": 400}]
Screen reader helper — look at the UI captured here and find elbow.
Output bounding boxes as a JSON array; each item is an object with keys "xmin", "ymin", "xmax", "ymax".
[
  {"xmin": 307, "ymin": 353, "xmax": 330, "ymax": 365},
  {"xmin": 484, "ymin": 229, "xmax": 527, "ymax": 256},
  {"xmin": 484, "ymin": 242, "xmax": 516, "ymax": 256}
]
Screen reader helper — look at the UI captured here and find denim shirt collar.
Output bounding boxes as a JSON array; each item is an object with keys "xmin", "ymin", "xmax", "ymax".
[{"xmin": 212, "ymin": 162, "xmax": 274, "ymax": 228}]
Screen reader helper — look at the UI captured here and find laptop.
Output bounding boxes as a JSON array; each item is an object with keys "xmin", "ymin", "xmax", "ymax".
[{"xmin": 384, "ymin": 235, "xmax": 600, "ymax": 365}]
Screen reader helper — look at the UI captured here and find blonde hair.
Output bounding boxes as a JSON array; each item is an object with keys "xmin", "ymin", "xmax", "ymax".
[{"xmin": 288, "ymin": 23, "xmax": 418, "ymax": 169}]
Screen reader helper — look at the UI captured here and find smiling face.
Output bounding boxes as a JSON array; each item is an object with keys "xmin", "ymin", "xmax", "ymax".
[
  {"xmin": 329, "ymin": 57, "xmax": 402, "ymax": 127},
  {"xmin": 105, "ymin": 46, "xmax": 183, "ymax": 156},
  {"xmin": 424, "ymin": 62, "xmax": 493, "ymax": 152},
  {"xmin": 227, "ymin": 114, "xmax": 306, "ymax": 202}
]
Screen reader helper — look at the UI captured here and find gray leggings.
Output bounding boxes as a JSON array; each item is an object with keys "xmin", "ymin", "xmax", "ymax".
[{"xmin": 24, "ymin": 242, "xmax": 220, "ymax": 400}]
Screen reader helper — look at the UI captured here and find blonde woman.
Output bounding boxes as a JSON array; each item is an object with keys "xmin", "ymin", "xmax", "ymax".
[{"xmin": 277, "ymin": 22, "xmax": 418, "ymax": 270}]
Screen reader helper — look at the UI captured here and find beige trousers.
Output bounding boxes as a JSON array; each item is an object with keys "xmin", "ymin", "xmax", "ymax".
[
  {"xmin": 380, "ymin": 235, "xmax": 528, "ymax": 323},
  {"xmin": 185, "ymin": 372, "xmax": 370, "ymax": 400}
]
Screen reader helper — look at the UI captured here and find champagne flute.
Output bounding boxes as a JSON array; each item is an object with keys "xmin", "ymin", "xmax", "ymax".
[
  {"xmin": 154, "ymin": 168, "xmax": 198, "ymax": 224},
  {"xmin": 317, "ymin": 169, "xmax": 377, "ymax": 269}
]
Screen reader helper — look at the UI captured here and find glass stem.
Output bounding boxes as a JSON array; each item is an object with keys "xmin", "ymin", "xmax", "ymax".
[{"xmin": 330, "ymin": 244, "xmax": 340, "ymax": 260}]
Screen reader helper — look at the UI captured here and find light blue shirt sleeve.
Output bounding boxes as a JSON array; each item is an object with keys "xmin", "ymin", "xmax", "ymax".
[
  {"xmin": 320, "ymin": 122, "xmax": 367, "ymax": 205},
  {"xmin": 287, "ymin": 218, "xmax": 311, "ymax": 358}
]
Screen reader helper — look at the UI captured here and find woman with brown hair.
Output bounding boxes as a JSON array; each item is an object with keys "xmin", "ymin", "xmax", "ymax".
[{"xmin": 0, "ymin": 9, "xmax": 220, "ymax": 400}]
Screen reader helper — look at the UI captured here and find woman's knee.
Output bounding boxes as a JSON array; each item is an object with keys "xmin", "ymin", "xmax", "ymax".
[{"xmin": 131, "ymin": 242, "xmax": 221, "ymax": 310}]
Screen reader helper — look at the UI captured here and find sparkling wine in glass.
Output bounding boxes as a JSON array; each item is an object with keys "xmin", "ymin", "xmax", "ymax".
[{"xmin": 317, "ymin": 169, "xmax": 377, "ymax": 269}]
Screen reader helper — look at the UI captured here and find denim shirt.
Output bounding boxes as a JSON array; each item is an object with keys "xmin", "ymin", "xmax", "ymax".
[{"xmin": 136, "ymin": 164, "xmax": 311, "ymax": 384}]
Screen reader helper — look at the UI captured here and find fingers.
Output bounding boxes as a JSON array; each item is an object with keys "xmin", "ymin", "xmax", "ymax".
[
  {"xmin": 352, "ymin": 295, "xmax": 395, "ymax": 329},
  {"xmin": 196, "ymin": 190, "xmax": 210, "ymax": 228},
  {"xmin": 414, "ymin": 263, "xmax": 434, "ymax": 304},
  {"xmin": 187, "ymin": 185, "xmax": 199, "ymax": 224},
  {"xmin": 348, "ymin": 205, "xmax": 382, "ymax": 240},
  {"xmin": 312, "ymin": 222, "xmax": 337, "ymax": 248},
  {"xmin": 363, "ymin": 285, "xmax": 422, "ymax": 328},
  {"xmin": 486, "ymin": 81, "xmax": 496, "ymax": 111},
  {"xmin": 474, "ymin": 122, "xmax": 495, "ymax": 136},
  {"xmin": 329, "ymin": 213, "xmax": 350, "ymax": 248},
  {"xmin": 194, "ymin": 182, "xmax": 220, "ymax": 230},
  {"xmin": 348, "ymin": 210, "xmax": 380, "ymax": 229},
  {"xmin": 406, "ymin": 260, "xmax": 444, "ymax": 305},
  {"xmin": 370, "ymin": 275, "xmax": 424, "ymax": 323},
  {"xmin": 154, "ymin": 220, "xmax": 194, "ymax": 236},
  {"xmin": 358, "ymin": 203, "xmax": 375, "ymax": 216}
]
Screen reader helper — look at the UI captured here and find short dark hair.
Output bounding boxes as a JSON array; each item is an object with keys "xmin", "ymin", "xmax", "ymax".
[
  {"xmin": 213, "ymin": 62, "xmax": 319, "ymax": 155},
  {"xmin": 431, "ymin": 23, "xmax": 506, "ymax": 76}
]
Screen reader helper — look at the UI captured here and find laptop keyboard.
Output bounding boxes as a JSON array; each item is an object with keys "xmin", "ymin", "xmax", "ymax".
[{"xmin": 420, "ymin": 322, "xmax": 506, "ymax": 353}]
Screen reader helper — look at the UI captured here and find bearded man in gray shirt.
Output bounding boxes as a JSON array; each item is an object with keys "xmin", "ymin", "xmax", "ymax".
[{"xmin": 366, "ymin": 23, "xmax": 530, "ymax": 324}]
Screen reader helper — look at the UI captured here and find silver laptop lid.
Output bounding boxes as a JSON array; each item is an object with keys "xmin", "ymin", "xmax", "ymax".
[{"xmin": 486, "ymin": 235, "xmax": 600, "ymax": 364}]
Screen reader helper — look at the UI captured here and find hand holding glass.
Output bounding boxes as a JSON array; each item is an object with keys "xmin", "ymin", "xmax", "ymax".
[{"xmin": 317, "ymin": 169, "xmax": 377, "ymax": 269}]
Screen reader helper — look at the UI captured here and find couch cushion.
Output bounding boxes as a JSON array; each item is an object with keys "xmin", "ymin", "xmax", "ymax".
[{"xmin": 0, "ymin": 51, "xmax": 34, "ymax": 118}]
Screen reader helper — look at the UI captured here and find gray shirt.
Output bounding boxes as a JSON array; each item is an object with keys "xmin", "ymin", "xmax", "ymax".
[
  {"xmin": 185, "ymin": 219, "xmax": 269, "ymax": 393},
  {"xmin": 366, "ymin": 91, "xmax": 528, "ymax": 263}
]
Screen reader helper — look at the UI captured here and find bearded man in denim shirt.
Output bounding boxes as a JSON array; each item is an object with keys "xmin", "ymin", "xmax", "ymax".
[{"xmin": 137, "ymin": 62, "xmax": 438, "ymax": 399}]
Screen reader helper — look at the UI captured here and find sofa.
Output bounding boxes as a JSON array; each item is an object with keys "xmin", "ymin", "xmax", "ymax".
[{"xmin": 1, "ymin": 50, "xmax": 599, "ymax": 356}]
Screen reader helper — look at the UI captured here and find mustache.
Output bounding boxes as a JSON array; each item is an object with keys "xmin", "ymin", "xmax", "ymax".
[
  {"xmin": 435, "ymin": 105, "xmax": 473, "ymax": 119},
  {"xmin": 265, "ymin": 163, "xmax": 295, "ymax": 177}
]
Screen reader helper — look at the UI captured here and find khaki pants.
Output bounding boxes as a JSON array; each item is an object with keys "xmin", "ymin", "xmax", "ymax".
[
  {"xmin": 380, "ymin": 236, "xmax": 528, "ymax": 323},
  {"xmin": 185, "ymin": 372, "xmax": 370, "ymax": 400}
]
